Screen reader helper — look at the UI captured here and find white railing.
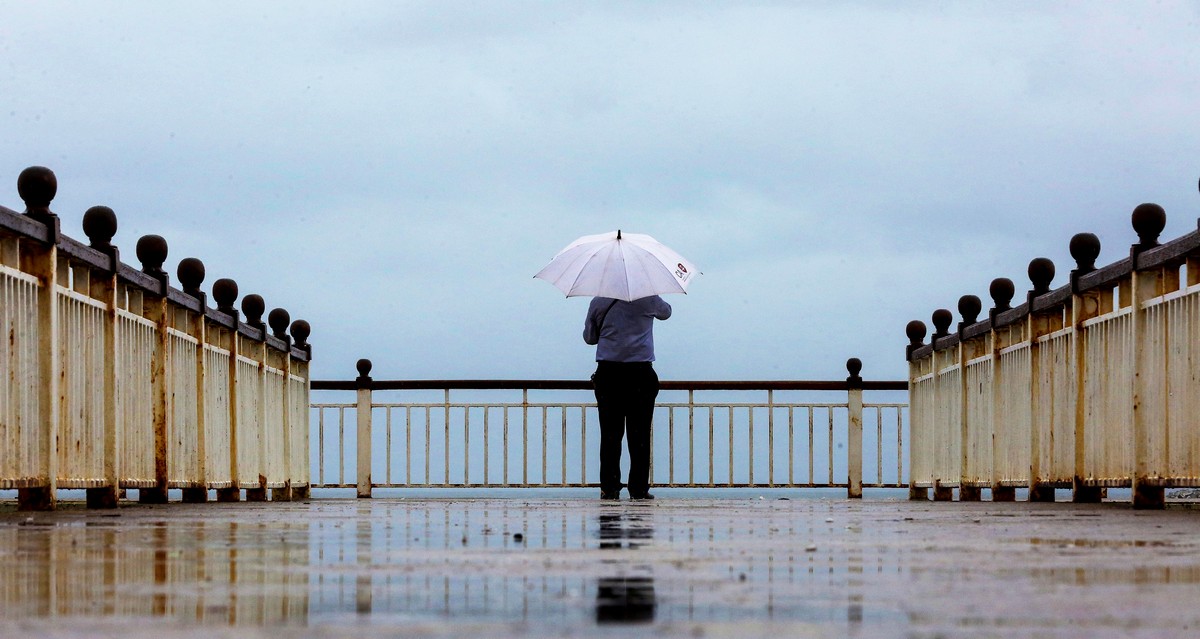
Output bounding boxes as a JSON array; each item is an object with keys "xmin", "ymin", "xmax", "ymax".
[
  {"xmin": 311, "ymin": 360, "xmax": 908, "ymax": 496},
  {"xmin": 905, "ymin": 202, "xmax": 1200, "ymax": 508},
  {"xmin": 0, "ymin": 166, "xmax": 313, "ymax": 510}
]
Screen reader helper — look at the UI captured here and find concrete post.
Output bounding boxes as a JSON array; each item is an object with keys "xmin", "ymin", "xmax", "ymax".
[
  {"xmin": 905, "ymin": 320, "xmax": 928, "ymax": 501},
  {"xmin": 137, "ymin": 234, "xmax": 171, "ymax": 505},
  {"xmin": 83, "ymin": 205, "xmax": 121, "ymax": 509},
  {"xmin": 957, "ymin": 295, "xmax": 983, "ymax": 502},
  {"xmin": 1130, "ymin": 204, "xmax": 1167, "ymax": 510},
  {"xmin": 356, "ymin": 359, "xmax": 373, "ymax": 498},
  {"xmin": 213, "ymin": 278, "xmax": 242, "ymax": 503},
  {"xmin": 846, "ymin": 358, "xmax": 863, "ymax": 499},
  {"xmin": 17, "ymin": 167, "xmax": 60, "ymax": 511}
]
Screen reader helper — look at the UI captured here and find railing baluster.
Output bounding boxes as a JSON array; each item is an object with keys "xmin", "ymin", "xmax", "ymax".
[
  {"xmin": 728, "ymin": 406, "xmax": 734, "ymax": 487},
  {"xmin": 748, "ymin": 406, "xmax": 754, "ymax": 486},
  {"xmin": 464, "ymin": 405, "xmax": 470, "ymax": 486},
  {"xmin": 483, "ymin": 406, "xmax": 490, "ymax": 486},
  {"xmin": 338, "ymin": 406, "xmax": 345, "ymax": 487},
  {"xmin": 768, "ymin": 390, "xmax": 774, "ymax": 487},
  {"xmin": 503, "ymin": 406, "xmax": 509, "ymax": 486},
  {"xmin": 386, "ymin": 407, "xmax": 392, "ymax": 485},
  {"xmin": 425, "ymin": 406, "xmax": 431, "ymax": 486},
  {"xmin": 788, "ymin": 405, "xmax": 794, "ymax": 487},
  {"xmin": 406, "ymin": 406, "xmax": 412, "ymax": 486},
  {"xmin": 444, "ymin": 389, "xmax": 450, "ymax": 487},
  {"xmin": 668, "ymin": 407, "xmax": 675, "ymax": 486},
  {"xmin": 896, "ymin": 407, "xmax": 903, "ymax": 485},
  {"xmin": 688, "ymin": 390, "xmax": 694, "ymax": 487},
  {"xmin": 708, "ymin": 406, "xmax": 714, "ymax": 487},
  {"xmin": 827, "ymin": 407, "xmax": 834, "ymax": 485},
  {"xmin": 579, "ymin": 406, "xmax": 586, "ymax": 486},
  {"xmin": 560, "ymin": 407, "xmax": 566, "ymax": 487},
  {"xmin": 876, "ymin": 406, "xmax": 883, "ymax": 486},
  {"xmin": 522, "ymin": 389, "xmax": 528, "ymax": 486},
  {"xmin": 808, "ymin": 407, "xmax": 814, "ymax": 486},
  {"xmin": 541, "ymin": 405, "xmax": 547, "ymax": 487},
  {"xmin": 318, "ymin": 407, "xmax": 326, "ymax": 485}
]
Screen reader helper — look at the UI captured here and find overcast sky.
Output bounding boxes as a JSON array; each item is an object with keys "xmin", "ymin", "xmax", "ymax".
[{"xmin": 3, "ymin": 2, "xmax": 1199, "ymax": 383}]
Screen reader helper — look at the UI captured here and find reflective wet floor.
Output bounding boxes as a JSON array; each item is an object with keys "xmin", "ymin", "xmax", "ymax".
[{"xmin": 2, "ymin": 497, "xmax": 1199, "ymax": 638}]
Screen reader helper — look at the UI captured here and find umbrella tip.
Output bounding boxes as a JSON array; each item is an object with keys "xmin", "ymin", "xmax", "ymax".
[{"xmin": 617, "ymin": 229, "xmax": 622, "ymax": 240}]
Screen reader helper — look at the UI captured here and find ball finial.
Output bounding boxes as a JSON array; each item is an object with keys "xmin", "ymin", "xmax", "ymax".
[
  {"xmin": 931, "ymin": 309, "xmax": 953, "ymax": 337},
  {"xmin": 212, "ymin": 278, "xmax": 239, "ymax": 312},
  {"xmin": 905, "ymin": 320, "xmax": 927, "ymax": 346},
  {"xmin": 1028, "ymin": 258, "xmax": 1055, "ymax": 294},
  {"xmin": 356, "ymin": 358, "xmax": 373, "ymax": 379},
  {"xmin": 268, "ymin": 307, "xmax": 291, "ymax": 338},
  {"xmin": 135, "ymin": 235, "xmax": 168, "ymax": 276},
  {"xmin": 1069, "ymin": 233, "xmax": 1101, "ymax": 273},
  {"xmin": 82, "ymin": 206, "xmax": 117, "ymax": 248},
  {"xmin": 958, "ymin": 294, "xmax": 982, "ymax": 326},
  {"xmin": 177, "ymin": 258, "xmax": 205, "ymax": 295},
  {"xmin": 989, "ymin": 278, "xmax": 1015, "ymax": 312},
  {"xmin": 290, "ymin": 319, "xmax": 311, "ymax": 347},
  {"xmin": 846, "ymin": 357, "xmax": 862, "ymax": 378},
  {"xmin": 1131, "ymin": 203, "xmax": 1166, "ymax": 248},
  {"xmin": 241, "ymin": 294, "xmax": 265, "ymax": 325},
  {"xmin": 17, "ymin": 166, "xmax": 57, "ymax": 211}
]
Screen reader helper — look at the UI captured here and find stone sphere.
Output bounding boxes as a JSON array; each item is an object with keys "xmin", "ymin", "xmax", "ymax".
[
  {"xmin": 135, "ymin": 235, "xmax": 168, "ymax": 273},
  {"xmin": 17, "ymin": 166, "xmax": 56, "ymax": 208},
  {"xmin": 82, "ymin": 206, "xmax": 117, "ymax": 246},
  {"xmin": 241, "ymin": 294, "xmax": 265, "ymax": 323},
  {"xmin": 177, "ymin": 258, "xmax": 205, "ymax": 292}
]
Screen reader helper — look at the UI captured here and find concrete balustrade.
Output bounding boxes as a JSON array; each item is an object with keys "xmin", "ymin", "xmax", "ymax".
[
  {"xmin": 906, "ymin": 189, "xmax": 1200, "ymax": 509},
  {"xmin": 0, "ymin": 166, "xmax": 312, "ymax": 510}
]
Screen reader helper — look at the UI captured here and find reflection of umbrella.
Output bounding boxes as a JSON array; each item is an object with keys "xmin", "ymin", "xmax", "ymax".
[{"xmin": 534, "ymin": 230, "xmax": 700, "ymax": 302}]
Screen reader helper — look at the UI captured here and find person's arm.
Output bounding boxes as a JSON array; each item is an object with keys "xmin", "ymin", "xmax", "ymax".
[
  {"xmin": 583, "ymin": 300, "xmax": 601, "ymax": 345},
  {"xmin": 649, "ymin": 296, "xmax": 672, "ymax": 320}
]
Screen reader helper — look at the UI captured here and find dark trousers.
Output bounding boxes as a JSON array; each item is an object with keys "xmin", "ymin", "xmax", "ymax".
[{"xmin": 592, "ymin": 361, "xmax": 659, "ymax": 496}]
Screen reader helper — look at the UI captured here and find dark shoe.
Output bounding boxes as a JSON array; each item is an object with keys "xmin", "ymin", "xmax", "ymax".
[
  {"xmin": 630, "ymin": 492, "xmax": 655, "ymax": 500},
  {"xmin": 600, "ymin": 491, "xmax": 620, "ymax": 500}
]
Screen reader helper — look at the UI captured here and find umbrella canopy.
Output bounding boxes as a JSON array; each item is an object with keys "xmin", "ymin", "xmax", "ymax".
[{"xmin": 534, "ymin": 230, "xmax": 700, "ymax": 302}]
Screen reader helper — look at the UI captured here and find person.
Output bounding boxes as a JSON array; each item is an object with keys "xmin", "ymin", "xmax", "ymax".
[{"xmin": 583, "ymin": 295, "xmax": 672, "ymax": 500}]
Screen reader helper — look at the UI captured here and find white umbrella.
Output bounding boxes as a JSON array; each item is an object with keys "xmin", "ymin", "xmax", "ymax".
[{"xmin": 534, "ymin": 230, "xmax": 700, "ymax": 302}]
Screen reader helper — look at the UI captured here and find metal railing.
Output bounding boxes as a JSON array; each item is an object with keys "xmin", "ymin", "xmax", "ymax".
[
  {"xmin": 904, "ymin": 198, "xmax": 1200, "ymax": 508},
  {"xmin": 311, "ymin": 359, "xmax": 908, "ymax": 497},
  {"xmin": 0, "ymin": 166, "xmax": 314, "ymax": 510}
]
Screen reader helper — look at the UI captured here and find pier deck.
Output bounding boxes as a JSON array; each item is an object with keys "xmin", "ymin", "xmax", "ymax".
[{"xmin": 2, "ymin": 494, "xmax": 1198, "ymax": 638}]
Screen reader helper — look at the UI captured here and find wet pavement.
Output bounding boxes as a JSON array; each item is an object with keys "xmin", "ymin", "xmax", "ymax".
[{"xmin": 1, "ymin": 496, "xmax": 1199, "ymax": 638}]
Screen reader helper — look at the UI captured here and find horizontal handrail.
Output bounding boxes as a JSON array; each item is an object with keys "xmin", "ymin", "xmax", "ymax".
[{"xmin": 312, "ymin": 379, "xmax": 908, "ymax": 391}]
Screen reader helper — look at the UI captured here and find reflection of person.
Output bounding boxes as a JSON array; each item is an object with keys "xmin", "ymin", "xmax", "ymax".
[
  {"xmin": 595, "ymin": 512, "xmax": 656, "ymax": 623},
  {"xmin": 583, "ymin": 295, "xmax": 672, "ymax": 500},
  {"xmin": 596, "ymin": 576, "xmax": 656, "ymax": 623}
]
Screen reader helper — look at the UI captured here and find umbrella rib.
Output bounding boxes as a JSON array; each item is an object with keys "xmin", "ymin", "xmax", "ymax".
[{"xmin": 561, "ymin": 243, "xmax": 611, "ymax": 297}]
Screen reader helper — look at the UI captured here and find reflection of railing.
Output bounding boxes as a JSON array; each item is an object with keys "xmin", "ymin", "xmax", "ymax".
[
  {"xmin": 310, "ymin": 359, "xmax": 908, "ymax": 497},
  {"xmin": 904, "ymin": 200, "xmax": 1200, "ymax": 508},
  {"xmin": 0, "ymin": 166, "xmax": 313, "ymax": 510}
]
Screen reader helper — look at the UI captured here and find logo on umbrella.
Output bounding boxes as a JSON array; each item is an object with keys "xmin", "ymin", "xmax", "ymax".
[{"xmin": 675, "ymin": 263, "xmax": 689, "ymax": 281}]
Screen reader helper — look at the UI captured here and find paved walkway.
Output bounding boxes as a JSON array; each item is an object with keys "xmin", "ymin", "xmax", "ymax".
[{"xmin": 1, "ymin": 495, "xmax": 1199, "ymax": 638}]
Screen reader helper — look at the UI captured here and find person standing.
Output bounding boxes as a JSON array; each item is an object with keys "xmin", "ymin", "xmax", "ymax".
[{"xmin": 583, "ymin": 295, "xmax": 672, "ymax": 500}]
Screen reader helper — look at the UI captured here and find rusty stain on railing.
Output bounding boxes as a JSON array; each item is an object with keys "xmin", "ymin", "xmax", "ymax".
[
  {"xmin": 0, "ymin": 166, "xmax": 313, "ymax": 510},
  {"xmin": 906, "ymin": 187, "xmax": 1200, "ymax": 509}
]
